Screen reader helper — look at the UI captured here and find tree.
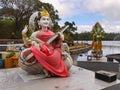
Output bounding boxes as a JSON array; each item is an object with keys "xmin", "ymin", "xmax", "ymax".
[
  {"xmin": 0, "ymin": 0, "xmax": 61, "ymax": 38},
  {"xmin": 1, "ymin": 0, "xmax": 39, "ymax": 31},
  {"xmin": 0, "ymin": 0, "xmax": 77, "ymax": 40},
  {"xmin": 64, "ymin": 21, "xmax": 77, "ymax": 43}
]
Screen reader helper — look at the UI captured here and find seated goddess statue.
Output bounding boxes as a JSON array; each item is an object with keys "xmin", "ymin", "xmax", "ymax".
[{"xmin": 19, "ymin": 8, "xmax": 73, "ymax": 77}]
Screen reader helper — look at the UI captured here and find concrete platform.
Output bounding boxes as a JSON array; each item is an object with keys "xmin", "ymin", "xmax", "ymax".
[
  {"xmin": 77, "ymin": 54, "xmax": 119, "ymax": 72},
  {"xmin": 0, "ymin": 65, "xmax": 120, "ymax": 90}
]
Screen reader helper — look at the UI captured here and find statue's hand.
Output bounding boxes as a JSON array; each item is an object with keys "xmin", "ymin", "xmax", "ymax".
[
  {"xmin": 58, "ymin": 32, "xmax": 64, "ymax": 41},
  {"xmin": 22, "ymin": 25, "xmax": 28, "ymax": 35}
]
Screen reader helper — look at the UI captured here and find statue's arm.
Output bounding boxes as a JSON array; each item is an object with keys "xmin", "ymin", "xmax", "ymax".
[
  {"xmin": 22, "ymin": 25, "xmax": 32, "ymax": 47},
  {"xmin": 30, "ymin": 31, "xmax": 44, "ymax": 44}
]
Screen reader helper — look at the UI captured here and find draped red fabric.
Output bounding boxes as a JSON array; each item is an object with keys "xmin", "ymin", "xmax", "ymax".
[
  {"xmin": 30, "ymin": 30, "xmax": 69, "ymax": 77},
  {"xmin": 36, "ymin": 30, "xmax": 55, "ymax": 42}
]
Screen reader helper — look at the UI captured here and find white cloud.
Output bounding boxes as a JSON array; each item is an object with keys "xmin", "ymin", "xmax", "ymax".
[
  {"xmin": 83, "ymin": 0, "xmax": 120, "ymax": 21},
  {"xmin": 77, "ymin": 24, "xmax": 120, "ymax": 33},
  {"xmin": 41, "ymin": 0, "xmax": 120, "ymax": 33},
  {"xmin": 104, "ymin": 25, "xmax": 120, "ymax": 33},
  {"xmin": 77, "ymin": 25, "xmax": 92, "ymax": 33},
  {"xmin": 41, "ymin": 0, "xmax": 83, "ymax": 17},
  {"xmin": 41, "ymin": 0, "xmax": 120, "ymax": 21}
]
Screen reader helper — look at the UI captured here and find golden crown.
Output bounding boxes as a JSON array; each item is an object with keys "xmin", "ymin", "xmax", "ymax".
[{"xmin": 40, "ymin": 8, "xmax": 49, "ymax": 17}]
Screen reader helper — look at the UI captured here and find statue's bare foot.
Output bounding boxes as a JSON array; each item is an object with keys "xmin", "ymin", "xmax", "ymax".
[{"xmin": 43, "ymin": 69, "xmax": 51, "ymax": 78}]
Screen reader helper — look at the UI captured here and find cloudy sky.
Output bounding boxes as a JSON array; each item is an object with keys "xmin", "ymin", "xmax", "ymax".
[{"xmin": 41, "ymin": 0, "xmax": 120, "ymax": 33}]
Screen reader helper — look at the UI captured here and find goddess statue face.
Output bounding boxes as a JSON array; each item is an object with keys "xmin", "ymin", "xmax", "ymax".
[{"xmin": 38, "ymin": 16, "xmax": 50, "ymax": 27}]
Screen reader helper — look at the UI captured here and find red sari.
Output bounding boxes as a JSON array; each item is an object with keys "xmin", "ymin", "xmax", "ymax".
[{"xmin": 30, "ymin": 30, "xmax": 69, "ymax": 77}]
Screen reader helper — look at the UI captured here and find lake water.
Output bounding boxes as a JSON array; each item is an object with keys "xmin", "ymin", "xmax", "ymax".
[
  {"xmin": 76, "ymin": 41, "xmax": 120, "ymax": 55},
  {"xmin": 76, "ymin": 41, "xmax": 120, "ymax": 61}
]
